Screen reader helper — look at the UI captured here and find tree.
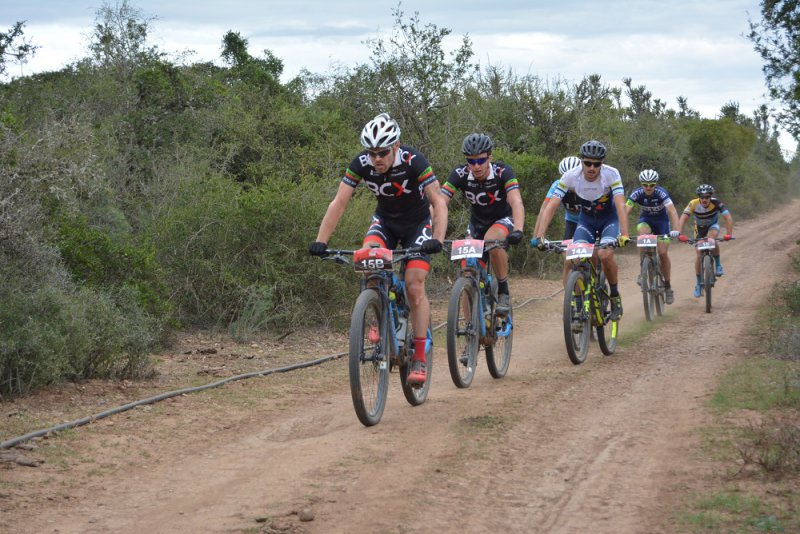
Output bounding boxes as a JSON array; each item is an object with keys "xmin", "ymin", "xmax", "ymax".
[
  {"xmin": 748, "ymin": 0, "xmax": 800, "ymax": 137},
  {"xmin": 89, "ymin": 0, "xmax": 163, "ymax": 76},
  {"xmin": 0, "ymin": 21, "xmax": 38, "ymax": 77}
]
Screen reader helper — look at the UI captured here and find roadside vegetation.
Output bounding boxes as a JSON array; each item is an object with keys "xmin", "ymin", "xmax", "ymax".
[
  {"xmin": 679, "ymin": 245, "xmax": 800, "ymax": 532},
  {"xmin": 1, "ymin": 1, "xmax": 799, "ymax": 396}
]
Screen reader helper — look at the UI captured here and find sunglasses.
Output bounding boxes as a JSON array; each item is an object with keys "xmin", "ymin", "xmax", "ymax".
[
  {"xmin": 368, "ymin": 148, "xmax": 392, "ymax": 159},
  {"xmin": 699, "ymin": 195, "xmax": 712, "ymax": 200},
  {"xmin": 582, "ymin": 160, "xmax": 603, "ymax": 168},
  {"xmin": 641, "ymin": 182, "xmax": 657, "ymax": 188},
  {"xmin": 466, "ymin": 157, "xmax": 489, "ymax": 166}
]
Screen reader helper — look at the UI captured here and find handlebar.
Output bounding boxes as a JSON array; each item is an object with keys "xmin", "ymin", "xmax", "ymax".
[
  {"xmin": 318, "ymin": 246, "xmax": 424, "ymax": 266},
  {"xmin": 537, "ymin": 239, "xmax": 623, "ymax": 254},
  {"xmin": 678, "ymin": 235, "xmax": 735, "ymax": 244},
  {"xmin": 443, "ymin": 238, "xmax": 509, "ymax": 253}
]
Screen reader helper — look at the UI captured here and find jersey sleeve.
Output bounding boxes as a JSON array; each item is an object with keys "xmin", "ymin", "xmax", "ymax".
[
  {"xmin": 441, "ymin": 167, "xmax": 463, "ymax": 199},
  {"xmin": 342, "ymin": 155, "xmax": 366, "ymax": 188}
]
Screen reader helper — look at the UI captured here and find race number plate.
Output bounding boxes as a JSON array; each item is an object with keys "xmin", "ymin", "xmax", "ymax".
[
  {"xmin": 637, "ymin": 234, "xmax": 657, "ymax": 248},
  {"xmin": 565, "ymin": 241, "xmax": 594, "ymax": 260},
  {"xmin": 450, "ymin": 239, "xmax": 485, "ymax": 260},
  {"xmin": 696, "ymin": 238, "xmax": 716, "ymax": 250},
  {"xmin": 353, "ymin": 247, "xmax": 393, "ymax": 272}
]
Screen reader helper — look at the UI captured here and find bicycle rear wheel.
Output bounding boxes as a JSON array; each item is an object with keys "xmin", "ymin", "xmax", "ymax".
[
  {"xmin": 703, "ymin": 254, "xmax": 714, "ymax": 313},
  {"xmin": 400, "ymin": 315, "xmax": 433, "ymax": 406},
  {"xmin": 349, "ymin": 289, "xmax": 390, "ymax": 427},
  {"xmin": 447, "ymin": 277, "xmax": 479, "ymax": 388},
  {"xmin": 596, "ymin": 270, "xmax": 618, "ymax": 355},
  {"xmin": 640, "ymin": 256, "xmax": 654, "ymax": 321},
  {"xmin": 486, "ymin": 304, "xmax": 513, "ymax": 378},
  {"xmin": 563, "ymin": 270, "xmax": 590, "ymax": 365}
]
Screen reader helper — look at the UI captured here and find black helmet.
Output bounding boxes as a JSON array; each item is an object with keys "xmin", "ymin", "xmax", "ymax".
[
  {"xmin": 696, "ymin": 183, "xmax": 714, "ymax": 196},
  {"xmin": 579, "ymin": 139, "xmax": 607, "ymax": 159},
  {"xmin": 461, "ymin": 133, "xmax": 493, "ymax": 155}
]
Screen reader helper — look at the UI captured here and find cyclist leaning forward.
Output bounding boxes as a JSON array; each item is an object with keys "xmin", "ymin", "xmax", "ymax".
[
  {"xmin": 676, "ymin": 183, "xmax": 733, "ymax": 298},
  {"xmin": 441, "ymin": 133, "xmax": 526, "ymax": 314},
  {"xmin": 308, "ymin": 113, "xmax": 448, "ymax": 385},
  {"xmin": 623, "ymin": 169, "xmax": 682, "ymax": 304},
  {"xmin": 531, "ymin": 139, "xmax": 630, "ymax": 320},
  {"xmin": 533, "ymin": 155, "xmax": 583, "ymax": 287}
]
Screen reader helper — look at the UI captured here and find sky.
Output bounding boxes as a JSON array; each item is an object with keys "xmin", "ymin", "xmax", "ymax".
[{"xmin": 3, "ymin": 0, "xmax": 795, "ymax": 157}]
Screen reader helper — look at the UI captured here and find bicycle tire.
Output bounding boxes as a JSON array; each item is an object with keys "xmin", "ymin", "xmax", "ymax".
[
  {"xmin": 703, "ymin": 254, "xmax": 714, "ymax": 313},
  {"xmin": 654, "ymin": 268, "xmax": 665, "ymax": 317},
  {"xmin": 486, "ymin": 303, "xmax": 513, "ymax": 379},
  {"xmin": 596, "ymin": 270, "xmax": 618, "ymax": 355},
  {"xmin": 348, "ymin": 289, "xmax": 390, "ymax": 427},
  {"xmin": 641, "ymin": 256, "xmax": 654, "ymax": 321},
  {"xmin": 400, "ymin": 315, "xmax": 433, "ymax": 406},
  {"xmin": 563, "ymin": 270, "xmax": 590, "ymax": 365},
  {"xmin": 447, "ymin": 277, "xmax": 479, "ymax": 388}
]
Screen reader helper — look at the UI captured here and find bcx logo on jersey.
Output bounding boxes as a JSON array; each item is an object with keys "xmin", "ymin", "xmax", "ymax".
[
  {"xmin": 464, "ymin": 189, "xmax": 502, "ymax": 206},
  {"xmin": 365, "ymin": 179, "xmax": 413, "ymax": 197}
]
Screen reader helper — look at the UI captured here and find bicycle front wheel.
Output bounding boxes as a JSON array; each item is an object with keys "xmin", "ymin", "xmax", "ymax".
[
  {"xmin": 564, "ymin": 270, "xmax": 590, "ymax": 364},
  {"xmin": 349, "ymin": 289, "xmax": 390, "ymax": 427},
  {"xmin": 486, "ymin": 304, "xmax": 513, "ymax": 379},
  {"xmin": 654, "ymin": 268, "xmax": 665, "ymax": 317},
  {"xmin": 640, "ymin": 256, "xmax": 654, "ymax": 321},
  {"xmin": 400, "ymin": 315, "xmax": 433, "ymax": 406},
  {"xmin": 596, "ymin": 270, "xmax": 618, "ymax": 356},
  {"xmin": 447, "ymin": 276, "xmax": 479, "ymax": 388},
  {"xmin": 703, "ymin": 254, "xmax": 714, "ymax": 313}
]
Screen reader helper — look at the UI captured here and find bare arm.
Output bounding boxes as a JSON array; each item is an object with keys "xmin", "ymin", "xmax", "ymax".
[
  {"xmin": 722, "ymin": 212, "xmax": 733, "ymax": 235},
  {"xmin": 507, "ymin": 188, "xmax": 525, "ymax": 232},
  {"xmin": 532, "ymin": 199, "xmax": 549, "ymax": 237},
  {"xmin": 614, "ymin": 194, "xmax": 629, "ymax": 236},
  {"xmin": 425, "ymin": 181, "xmax": 449, "ymax": 242},
  {"xmin": 665, "ymin": 203, "xmax": 681, "ymax": 232},
  {"xmin": 534, "ymin": 197, "xmax": 561, "ymax": 239},
  {"xmin": 677, "ymin": 212, "xmax": 689, "ymax": 235},
  {"xmin": 314, "ymin": 182, "xmax": 355, "ymax": 243}
]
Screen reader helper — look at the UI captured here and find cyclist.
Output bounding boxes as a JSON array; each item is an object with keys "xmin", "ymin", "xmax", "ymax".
[
  {"xmin": 531, "ymin": 140, "xmax": 630, "ymax": 320},
  {"xmin": 623, "ymin": 169, "xmax": 682, "ymax": 304},
  {"xmin": 308, "ymin": 113, "xmax": 448, "ymax": 385},
  {"xmin": 676, "ymin": 184, "xmax": 733, "ymax": 298},
  {"xmin": 441, "ymin": 133, "xmax": 525, "ymax": 314},
  {"xmin": 533, "ymin": 156, "xmax": 582, "ymax": 287}
]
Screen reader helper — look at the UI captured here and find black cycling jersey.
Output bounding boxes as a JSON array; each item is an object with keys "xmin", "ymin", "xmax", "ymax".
[
  {"xmin": 441, "ymin": 162, "xmax": 520, "ymax": 228},
  {"xmin": 343, "ymin": 145, "xmax": 438, "ymax": 224}
]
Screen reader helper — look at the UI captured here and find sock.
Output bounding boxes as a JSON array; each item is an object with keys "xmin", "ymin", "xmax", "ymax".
[
  {"xmin": 413, "ymin": 337, "xmax": 427, "ymax": 362},
  {"xmin": 610, "ymin": 283, "xmax": 619, "ymax": 297},
  {"xmin": 498, "ymin": 277, "xmax": 509, "ymax": 295},
  {"xmin": 714, "ymin": 256, "xmax": 721, "ymax": 267},
  {"xmin": 696, "ymin": 274, "xmax": 702, "ymax": 285},
  {"xmin": 665, "ymin": 281, "xmax": 671, "ymax": 289}
]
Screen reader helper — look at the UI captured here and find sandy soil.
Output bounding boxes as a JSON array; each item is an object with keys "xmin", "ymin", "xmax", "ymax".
[{"xmin": 2, "ymin": 199, "xmax": 798, "ymax": 534}]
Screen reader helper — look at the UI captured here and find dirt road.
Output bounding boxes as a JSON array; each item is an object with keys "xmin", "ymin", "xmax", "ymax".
[{"xmin": 3, "ymin": 200, "xmax": 798, "ymax": 533}]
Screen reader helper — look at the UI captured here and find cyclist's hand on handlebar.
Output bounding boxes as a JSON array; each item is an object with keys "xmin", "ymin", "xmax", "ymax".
[
  {"xmin": 617, "ymin": 235, "xmax": 630, "ymax": 248},
  {"xmin": 308, "ymin": 241, "xmax": 328, "ymax": 256},
  {"xmin": 506, "ymin": 229, "xmax": 524, "ymax": 246},
  {"xmin": 420, "ymin": 238, "xmax": 442, "ymax": 254},
  {"xmin": 669, "ymin": 230, "xmax": 681, "ymax": 238},
  {"xmin": 723, "ymin": 234, "xmax": 732, "ymax": 241},
  {"xmin": 530, "ymin": 237, "xmax": 547, "ymax": 251}
]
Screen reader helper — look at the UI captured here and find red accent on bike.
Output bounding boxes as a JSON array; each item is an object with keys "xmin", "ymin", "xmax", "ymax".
[{"xmin": 678, "ymin": 235, "xmax": 688, "ymax": 242}]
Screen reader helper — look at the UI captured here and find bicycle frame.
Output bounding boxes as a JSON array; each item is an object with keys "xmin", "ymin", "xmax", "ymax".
[{"xmin": 636, "ymin": 234, "xmax": 669, "ymax": 320}]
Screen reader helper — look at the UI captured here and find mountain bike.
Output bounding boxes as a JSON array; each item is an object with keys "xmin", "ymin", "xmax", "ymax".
[
  {"xmin": 319, "ymin": 246, "xmax": 433, "ymax": 426},
  {"xmin": 542, "ymin": 240, "xmax": 621, "ymax": 364},
  {"xmin": 444, "ymin": 238, "xmax": 514, "ymax": 388},
  {"xmin": 636, "ymin": 234, "xmax": 668, "ymax": 321},
  {"xmin": 679, "ymin": 235, "xmax": 734, "ymax": 314}
]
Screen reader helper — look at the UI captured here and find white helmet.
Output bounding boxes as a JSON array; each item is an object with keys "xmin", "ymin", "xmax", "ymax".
[
  {"xmin": 360, "ymin": 113, "xmax": 401, "ymax": 149},
  {"xmin": 638, "ymin": 169, "xmax": 660, "ymax": 183},
  {"xmin": 558, "ymin": 156, "xmax": 581, "ymax": 174}
]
